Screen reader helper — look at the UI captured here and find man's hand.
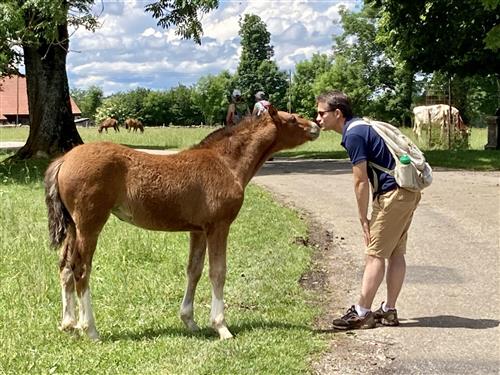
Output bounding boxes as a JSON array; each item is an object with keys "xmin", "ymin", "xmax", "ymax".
[{"xmin": 360, "ymin": 218, "xmax": 371, "ymax": 246}]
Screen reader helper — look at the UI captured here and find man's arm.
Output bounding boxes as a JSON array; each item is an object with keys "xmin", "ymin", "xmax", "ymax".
[{"xmin": 352, "ymin": 161, "xmax": 371, "ymax": 246}]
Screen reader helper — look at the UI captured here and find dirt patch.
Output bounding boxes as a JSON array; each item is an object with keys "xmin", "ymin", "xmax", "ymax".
[{"xmin": 299, "ymin": 217, "xmax": 397, "ymax": 374}]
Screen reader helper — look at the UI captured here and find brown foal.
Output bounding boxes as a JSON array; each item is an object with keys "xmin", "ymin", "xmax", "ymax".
[{"xmin": 44, "ymin": 106, "xmax": 320, "ymax": 340}]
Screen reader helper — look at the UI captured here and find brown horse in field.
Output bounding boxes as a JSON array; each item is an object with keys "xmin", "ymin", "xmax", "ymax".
[
  {"xmin": 44, "ymin": 106, "xmax": 320, "ymax": 341},
  {"xmin": 124, "ymin": 118, "xmax": 144, "ymax": 133},
  {"xmin": 98, "ymin": 118, "xmax": 119, "ymax": 133}
]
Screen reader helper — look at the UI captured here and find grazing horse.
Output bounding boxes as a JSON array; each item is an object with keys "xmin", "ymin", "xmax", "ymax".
[
  {"xmin": 44, "ymin": 106, "xmax": 320, "ymax": 341},
  {"xmin": 124, "ymin": 118, "xmax": 144, "ymax": 133},
  {"xmin": 98, "ymin": 118, "xmax": 119, "ymax": 133}
]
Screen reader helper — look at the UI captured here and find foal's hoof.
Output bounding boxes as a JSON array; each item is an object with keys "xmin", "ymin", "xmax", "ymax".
[
  {"xmin": 181, "ymin": 316, "xmax": 200, "ymax": 332},
  {"xmin": 217, "ymin": 327, "xmax": 234, "ymax": 340},
  {"xmin": 59, "ymin": 320, "xmax": 77, "ymax": 332}
]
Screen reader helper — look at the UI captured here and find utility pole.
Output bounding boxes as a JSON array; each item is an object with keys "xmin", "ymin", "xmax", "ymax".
[{"xmin": 287, "ymin": 69, "xmax": 292, "ymax": 113}]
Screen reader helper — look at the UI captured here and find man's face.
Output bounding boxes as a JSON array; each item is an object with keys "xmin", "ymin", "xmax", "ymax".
[{"xmin": 315, "ymin": 102, "xmax": 344, "ymax": 133}]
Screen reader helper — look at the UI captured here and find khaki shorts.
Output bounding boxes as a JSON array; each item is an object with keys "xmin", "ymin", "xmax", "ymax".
[{"xmin": 366, "ymin": 188, "xmax": 421, "ymax": 259}]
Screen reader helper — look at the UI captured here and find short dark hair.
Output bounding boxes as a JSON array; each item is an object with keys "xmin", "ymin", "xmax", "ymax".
[{"xmin": 316, "ymin": 90, "xmax": 353, "ymax": 120}]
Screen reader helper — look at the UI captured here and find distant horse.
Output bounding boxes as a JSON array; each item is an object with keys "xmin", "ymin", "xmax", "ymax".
[
  {"xmin": 98, "ymin": 118, "xmax": 119, "ymax": 133},
  {"xmin": 124, "ymin": 118, "xmax": 144, "ymax": 133},
  {"xmin": 44, "ymin": 106, "xmax": 320, "ymax": 341}
]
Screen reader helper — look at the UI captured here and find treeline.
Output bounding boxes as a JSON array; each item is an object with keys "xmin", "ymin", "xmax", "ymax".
[{"xmin": 72, "ymin": 3, "xmax": 499, "ymax": 128}]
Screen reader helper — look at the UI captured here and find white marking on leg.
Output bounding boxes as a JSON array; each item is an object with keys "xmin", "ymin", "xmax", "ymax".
[
  {"xmin": 77, "ymin": 288, "xmax": 100, "ymax": 340},
  {"xmin": 211, "ymin": 291, "xmax": 233, "ymax": 340},
  {"xmin": 59, "ymin": 267, "xmax": 77, "ymax": 331}
]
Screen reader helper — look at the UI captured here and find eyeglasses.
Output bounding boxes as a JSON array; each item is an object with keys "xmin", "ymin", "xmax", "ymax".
[{"xmin": 317, "ymin": 110, "xmax": 334, "ymax": 117}]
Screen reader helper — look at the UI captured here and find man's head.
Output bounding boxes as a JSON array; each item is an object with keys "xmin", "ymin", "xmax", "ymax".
[
  {"xmin": 232, "ymin": 89, "xmax": 242, "ymax": 102},
  {"xmin": 255, "ymin": 91, "xmax": 266, "ymax": 101},
  {"xmin": 316, "ymin": 90, "xmax": 353, "ymax": 133}
]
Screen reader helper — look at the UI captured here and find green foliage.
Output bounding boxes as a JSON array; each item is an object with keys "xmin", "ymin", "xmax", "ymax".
[
  {"xmin": 374, "ymin": 0, "xmax": 500, "ymax": 76},
  {"xmin": 70, "ymin": 86, "xmax": 103, "ymax": 122},
  {"xmin": 145, "ymin": 0, "xmax": 219, "ymax": 44},
  {"xmin": 290, "ymin": 54, "xmax": 333, "ymax": 118},
  {"xmin": 0, "ymin": 0, "xmax": 97, "ymax": 74},
  {"xmin": 234, "ymin": 14, "xmax": 289, "ymax": 110},
  {"xmin": 194, "ymin": 70, "xmax": 233, "ymax": 125},
  {"xmin": 142, "ymin": 90, "xmax": 173, "ymax": 126}
]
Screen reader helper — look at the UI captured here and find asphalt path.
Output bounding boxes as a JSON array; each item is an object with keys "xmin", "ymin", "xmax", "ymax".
[{"xmin": 253, "ymin": 159, "xmax": 500, "ymax": 374}]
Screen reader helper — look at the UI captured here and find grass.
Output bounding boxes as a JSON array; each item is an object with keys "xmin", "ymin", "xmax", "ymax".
[
  {"xmin": 0, "ymin": 158, "xmax": 326, "ymax": 374},
  {"xmin": 1, "ymin": 125, "xmax": 497, "ymax": 170}
]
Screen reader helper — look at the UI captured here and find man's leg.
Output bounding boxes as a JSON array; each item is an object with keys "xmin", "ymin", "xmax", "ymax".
[
  {"xmin": 358, "ymin": 255, "xmax": 385, "ymax": 310},
  {"xmin": 386, "ymin": 254, "xmax": 406, "ymax": 308}
]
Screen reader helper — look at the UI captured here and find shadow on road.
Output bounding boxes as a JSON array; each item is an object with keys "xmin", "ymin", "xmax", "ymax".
[
  {"xmin": 401, "ymin": 315, "xmax": 500, "ymax": 329},
  {"xmin": 258, "ymin": 159, "xmax": 353, "ymax": 177}
]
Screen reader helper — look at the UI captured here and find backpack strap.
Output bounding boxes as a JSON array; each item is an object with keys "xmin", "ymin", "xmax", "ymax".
[{"xmin": 345, "ymin": 119, "xmax": 390, "ymax": 193}]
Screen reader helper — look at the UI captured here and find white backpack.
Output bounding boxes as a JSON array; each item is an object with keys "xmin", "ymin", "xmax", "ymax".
[{"xmin": 347, "ymin": 118, "xmax": 433, "ymax": 192}]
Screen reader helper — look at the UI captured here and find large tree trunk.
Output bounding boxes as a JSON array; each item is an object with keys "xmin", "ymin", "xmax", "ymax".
[{"xmin": 15, "ymin": 21, "xmax": 83, "ymax": 159}]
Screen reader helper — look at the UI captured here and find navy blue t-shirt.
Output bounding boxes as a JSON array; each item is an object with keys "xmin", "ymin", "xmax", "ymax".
[{"xmin": 341, "ymin": 118, "xmax": 398, "ymax": 196}]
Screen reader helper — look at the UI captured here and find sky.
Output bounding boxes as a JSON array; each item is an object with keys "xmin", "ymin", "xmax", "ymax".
[{"xmin": 66, "ymin": 0, "xmax": 361, "ymax": 95}]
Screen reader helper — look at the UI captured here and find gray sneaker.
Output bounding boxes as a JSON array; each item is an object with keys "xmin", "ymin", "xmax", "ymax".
[
  {"xmin": 373, "ymin": 302, "xmax": 399, "ymax": 326},
  {"xmin": 332, "ymin": 305, "xmax": 376, "ymax": 330}
]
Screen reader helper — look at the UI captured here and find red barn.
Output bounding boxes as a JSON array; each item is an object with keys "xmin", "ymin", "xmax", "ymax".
[{"xmin": 0, "ymin": 75, "xmax": 81, "ymax": 125}]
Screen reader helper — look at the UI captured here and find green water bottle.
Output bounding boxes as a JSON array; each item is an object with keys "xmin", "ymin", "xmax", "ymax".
[{"xmin": 399, "ymin": 154, "xmax": 411, "ymax": 165}]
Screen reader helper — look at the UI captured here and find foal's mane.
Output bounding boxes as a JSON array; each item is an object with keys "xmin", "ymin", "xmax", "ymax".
[{"xmin": 190, "ymin": 115, "xmax": 271, "ymax": 150}]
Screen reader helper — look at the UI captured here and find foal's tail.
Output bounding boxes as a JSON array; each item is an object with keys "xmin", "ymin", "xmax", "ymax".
[{"xmin": 44, "ymin": 157, "xmax": 73, "ymax": 248}]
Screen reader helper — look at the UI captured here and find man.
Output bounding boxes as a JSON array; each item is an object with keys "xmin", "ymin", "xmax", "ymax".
[
  {"xmin": 226, "ymin": 89, "xmax": 250, "ymax": 126},
  {"xmin": 316, "ymin": 90, "xmax": 421, "ymax": 330}
]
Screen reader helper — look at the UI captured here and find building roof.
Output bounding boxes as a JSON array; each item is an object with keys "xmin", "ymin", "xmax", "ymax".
[{"xmin": 0, "ymin": 75, "xmax": 81, "ymax": 117}]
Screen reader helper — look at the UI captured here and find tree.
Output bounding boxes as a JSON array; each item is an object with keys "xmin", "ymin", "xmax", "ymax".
[
  {"xmin": 321, "ymin": 4, "xmax": 417, "ymax": 124},
  {"xmin": 194, "ymin": 71, "xmax": 233, "ymax": 125},
  {"xmin": 0, "ymin": 0, "xmax": 219, "ymax": 159},
  {"xmin": 234, "ymin": 14, "xmax": 288, "ymax": 110},
  {"xmin": 142, "ymin": 91, "xmax": 172, "ymax": 126},
  {"xmin": 71, "ymin": 86, "xmax": 103, "ymax": 123},
  {"xmin": 374, "ymin": 0, "xmax": 500, "ymax": 76},
  {"xmin": 290, "ymin": 54, "xmax": 333, "ymax": 118}
]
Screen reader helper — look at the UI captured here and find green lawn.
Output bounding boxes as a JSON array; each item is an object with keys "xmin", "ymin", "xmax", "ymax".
[{"xmin": 0, "ymin": 158, "xmax": 326, "ymax": 374}]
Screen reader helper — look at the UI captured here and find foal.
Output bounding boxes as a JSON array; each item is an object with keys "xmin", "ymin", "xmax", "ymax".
[{"xmin": 44, "ymin": 106, "xmax": 320, "ymax": 340}]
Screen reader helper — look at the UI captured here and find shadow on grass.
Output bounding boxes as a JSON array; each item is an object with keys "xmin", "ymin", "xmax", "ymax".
[
  {"xmin": 0, "ymin": 156, "xmax": 50, "ymax": 184},
  {"xmin": 425, "ymin": 149, "xmax": 500, "ymax": 170},
  {"xmin": 103, "ymin": 320, "xmax": 311, "ymax": 342}
]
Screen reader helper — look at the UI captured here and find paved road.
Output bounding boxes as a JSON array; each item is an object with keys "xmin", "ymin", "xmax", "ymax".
[{"xmin": 253, "ymin": 159, "xmax": 500, "ymax": 374}]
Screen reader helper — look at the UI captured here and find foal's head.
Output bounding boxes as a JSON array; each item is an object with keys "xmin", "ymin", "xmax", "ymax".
[{"xmin": 267, "ymin": 106, "xmax": 320, "ymax": 150}]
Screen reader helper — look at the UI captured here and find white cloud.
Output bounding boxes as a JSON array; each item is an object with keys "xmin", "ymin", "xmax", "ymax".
[{"xmin": 67, "ymin": 0, "xmax": 361, "ymax": 95}]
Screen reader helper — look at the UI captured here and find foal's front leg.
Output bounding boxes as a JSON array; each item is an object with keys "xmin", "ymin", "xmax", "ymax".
[
  {"xmin": 180, "ymin": 231, "xmax": 207, "ymax": 331},
  {"xmin": 207, "ymin": 225, "xmax": 233, "ymax": 340}
]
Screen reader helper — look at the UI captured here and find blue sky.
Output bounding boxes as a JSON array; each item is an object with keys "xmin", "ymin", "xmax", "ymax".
[{"xmin": 67, "ymin": 0, "xmax": 361, "ymax": 95}]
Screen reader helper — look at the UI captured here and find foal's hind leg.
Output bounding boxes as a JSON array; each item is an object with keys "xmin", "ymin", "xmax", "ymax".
[
  {"xmin": 73, "ymin": 231, "xmax": 100, "ymax": 340},
  {"xmin": 59, "ymin": 227, "xmax": 77, "ymax": 332},
  {"xmin": 180, "ymin": 231, "xmax": 207, "ymax": 332}
]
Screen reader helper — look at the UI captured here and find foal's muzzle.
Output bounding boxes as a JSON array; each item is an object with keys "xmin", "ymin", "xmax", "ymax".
[{"xmin": 309, "ymin": 122, "xmax": 321, "ymax": 140}]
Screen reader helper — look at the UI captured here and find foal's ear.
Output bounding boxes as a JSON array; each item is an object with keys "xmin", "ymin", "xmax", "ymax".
[{"xmin": 268, "ymin": 105, "xmax": 280, "ymax": 123}]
